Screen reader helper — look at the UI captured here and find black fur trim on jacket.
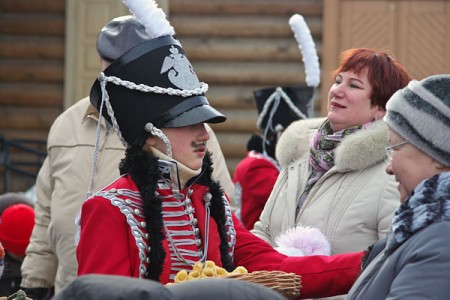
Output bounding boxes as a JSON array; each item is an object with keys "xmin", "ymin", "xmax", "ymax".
[
  {"xmin": 194, "ymin": 152, "xmax": 235, "ymax": 272},
  {"xmin": 119, "ymin": 147, "xmax": 234, "ymax": 279},
  {"xmin": 119, "ymin": 145, "xmax": 165, "ymax": 281}
]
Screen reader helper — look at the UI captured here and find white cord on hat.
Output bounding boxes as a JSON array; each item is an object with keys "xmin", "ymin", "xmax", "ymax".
[
  {"xmin": 144, "ymin": 122, "xmax": 172, "ymax": 158},
  {"xmin": 256, "ymin": 87, "xmax": 309, "ymax": 130},
  {"xmin": 256, "ymin": 87, "xmax": 309, "ymax": 156},
  {"xmin": 86, "ymin": 73, "xmax": 129, "ymax": 199},
  {"xmin": 101, "ymin": 74, "xmax": 208, "ymax": 97}
]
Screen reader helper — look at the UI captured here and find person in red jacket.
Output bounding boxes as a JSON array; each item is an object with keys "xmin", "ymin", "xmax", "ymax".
[
  {"xmin": 233, "ymin": 86, "xmax": 314, "ymax": 230},
  {"xmin": 75, "ymin": 2, "xmax": 364, "ymax": 298}
]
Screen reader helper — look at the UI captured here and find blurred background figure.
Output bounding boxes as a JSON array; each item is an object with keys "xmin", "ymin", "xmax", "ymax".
[
  {"xmin": 233, "ymin": 86, "xmax": 314, "ymax": 230},
  {"xmin": 233, "ymin": 14, "xmax": 319, "ymax": 230},
  {"xmin": 0, "ymin": 193, "xmax": 34, "ymax": 297}
]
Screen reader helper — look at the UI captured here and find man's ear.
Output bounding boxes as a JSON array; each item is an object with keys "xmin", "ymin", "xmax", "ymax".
[{"xmin": 145, "ymin": 135, "xmax": 157, "ymax": 147}]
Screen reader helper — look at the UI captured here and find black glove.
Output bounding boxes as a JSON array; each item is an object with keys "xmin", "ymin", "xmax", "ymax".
[{"xmin": 20, "ymin": 287, "xmax": 54, "ymax": 300}]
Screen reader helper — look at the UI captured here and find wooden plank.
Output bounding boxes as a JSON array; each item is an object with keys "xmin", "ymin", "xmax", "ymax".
[
  {"xmin": 217, "ymin": 142, "xmax": 248, "ymax": 158},
  {"xmin": 194, "ymin": 61, "xmax": 305, "ymax": 85},
  {"xmin": 322, "ymin": 0, "xmax": 340, "ymax": 116},
  {"xmin": 0, "ymin": 129, "xmax": 50, "ymax": 141},
  {"xmin": 207, "ymin": 85, "xmax": 262, "ymax": 109},
  {"xmin": 172, "ymin": 16, "xmax": 322, "ymax": 38},
  {"xmin": 0, "ymin": 0, "xmax": 65, "ymax": 13},
  {"xmin": 213, "ymin": 131, "xmax": 250, "ymax": 157},
  {"xmin": 208, "ymin": 85, "xmax": 322, "ymax": 111},
  {"xmin": 0, "ymin": 107, "xmax": 60, "ymax": 130},
  {"xmin": 180, "ymin": 37, "xmax": 322, "ymax": 62},
  {"xmin": 170, "ymin": 0, "xmax": 323, "ymax": 16},
  {"xmin": 0, "ymin": 174, "xmax": 37, "ymax": 193},
  {"xmin": 0, "ymin": 36, "xmax": 64, "ymax": 59},
  {"xmin": 211, "ymin": 120, "xmax": 257, "ymax": 134},
  {"xmin": 209, "ymin": 109, "xmax": 258, "ymax": 133},
  {"xmin": 0, "ymin": 14, "xmax": 65, "ymax": 36},
  {"xmin": 0, "ymin": 83, "xmax": 63, "ymax": 107},
  {"xmin": 0, "ymin": 60, "xmax": 63, "ymax": 83}
]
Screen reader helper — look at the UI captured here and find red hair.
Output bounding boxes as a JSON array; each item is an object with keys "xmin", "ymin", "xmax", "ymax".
[{"xmin": 332, "ymin": 48, "xmax": 412, "ymax": 109}]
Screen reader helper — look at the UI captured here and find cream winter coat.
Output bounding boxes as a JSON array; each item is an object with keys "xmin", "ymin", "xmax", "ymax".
[{"xmin": 252, "ymin": 118, "xmax": 399, "ymax": 255}]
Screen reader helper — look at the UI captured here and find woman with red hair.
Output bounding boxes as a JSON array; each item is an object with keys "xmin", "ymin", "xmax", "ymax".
[{"xmin": 252, "ymin": 48, "xmax": 412, "ymax": 288}]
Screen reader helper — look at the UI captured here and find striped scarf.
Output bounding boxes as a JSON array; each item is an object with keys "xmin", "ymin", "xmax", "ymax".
[
  {"xmin": 385, "ymin": 171, "xmax": 450, "ymax": 254},
  {"xmin": 296, "ymin": 119, "xmax": 362, "ymax": 216}
]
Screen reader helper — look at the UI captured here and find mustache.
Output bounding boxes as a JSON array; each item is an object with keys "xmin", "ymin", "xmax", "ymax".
[{"xmin": 191, "ymin": 141, "xmax": 207, "ymax": 148}]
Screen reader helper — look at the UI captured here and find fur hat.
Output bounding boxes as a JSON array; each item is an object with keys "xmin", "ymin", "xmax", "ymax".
[
  {"xmin": 0, "ymin": 204, "xmax": 35, "ymax": 256},
  {"xmin": 96, "ymin": 15, "xmax": 150, "ymax": 62},
  {"xmin": 90, "ymin": 1, "xmax": 226, "ymax": 147},
  {"xmin": 384, "ymin": 74, "xmax": 450, "ymax": 167}
]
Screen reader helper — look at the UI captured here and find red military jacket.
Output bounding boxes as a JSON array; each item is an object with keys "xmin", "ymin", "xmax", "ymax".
[
  {"xmin": 77, "ymin": 173, "xmax": 364, "ymax": 298},
  {"xmin": 233, "ymin": 150, "xmax": 279, "ymax": 230}
]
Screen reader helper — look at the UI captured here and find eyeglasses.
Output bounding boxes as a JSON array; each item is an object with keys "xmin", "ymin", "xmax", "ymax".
[{"xmin": 385, "ymin": 140, "xmax": 409, "ymax": 160}]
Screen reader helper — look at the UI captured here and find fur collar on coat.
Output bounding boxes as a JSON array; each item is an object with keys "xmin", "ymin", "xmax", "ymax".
[
  {"xmin": 385, "ymin": 171, "xmax": 450, "ymax": 255},
  {"xmin": 275, "ymin": 118, "xmax": 389, "ymax": 171}
]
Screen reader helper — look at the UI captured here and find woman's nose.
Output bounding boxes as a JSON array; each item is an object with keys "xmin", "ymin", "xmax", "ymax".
[
  {"xmin": 385, "ymin": 161, "xmax": 393, "ymax": 175},
  {"xmin": 329, "ymin": 84, "xmax": 344, "ymax": 98}
]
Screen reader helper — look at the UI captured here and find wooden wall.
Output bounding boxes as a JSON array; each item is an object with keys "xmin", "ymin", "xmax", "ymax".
[
  {"xmin": 0, "ymin": 0, "xmax": 65, "ymax": 192},
  {"xmin": 322, "ymin": 0, "xmax": 450, "ymax": 115},
  {"xmin": 0, "ymin": 0, "xmax": 324, "ymax": 191},
  {"xmin": 169, "ymin": 0, "xmax": 324, "ymax": 173}
]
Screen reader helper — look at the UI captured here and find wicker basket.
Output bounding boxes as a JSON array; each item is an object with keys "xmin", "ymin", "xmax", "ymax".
[{"xmin": 225, "ymin": 270, "xmax": 301, "ymax": 300}]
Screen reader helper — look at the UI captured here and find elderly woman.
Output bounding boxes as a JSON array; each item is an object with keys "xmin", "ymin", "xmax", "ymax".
[
  {"xmin": 252, "ymin": 48, "xmax": 412, "ymax": 258},
  {"xmin": 347, "ymin": 74, "xmax": 450, "ymax": 299}
]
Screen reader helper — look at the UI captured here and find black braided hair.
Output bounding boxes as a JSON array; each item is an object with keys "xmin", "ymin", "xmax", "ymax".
[
  {"xmin": 119, "ymin": 145, "xmax": 166, "ymax": 280},
  {"xmin": 195, "ymin": 152, "xmax": 235, "ymax": 272}
]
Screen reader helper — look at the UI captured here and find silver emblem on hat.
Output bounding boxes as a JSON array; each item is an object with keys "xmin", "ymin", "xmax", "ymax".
[{"xmin": 161, "ymin": 46, "xmax": 200, "ymax": 90}]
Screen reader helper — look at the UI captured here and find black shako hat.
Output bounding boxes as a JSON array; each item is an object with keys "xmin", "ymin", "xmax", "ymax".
[
  {"xmin": 90, "ymin": 35, "xmax": 226, "ymax": 146},
  {"xmin": 253, "ymin": 85, "xmax": 314, "ymax": 134}
]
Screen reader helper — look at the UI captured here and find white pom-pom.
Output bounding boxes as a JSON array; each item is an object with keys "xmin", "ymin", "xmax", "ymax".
[
  {"xmin": 289, "ymin": 14, "xmax": 320, "ymax": 88},
  {"xmin": 275, "ymin": 225, "xmax": 331, "ymax": 257},
  {"xmin": 122, "ymin": 0, "xmax": 175, "ymax": 38}
]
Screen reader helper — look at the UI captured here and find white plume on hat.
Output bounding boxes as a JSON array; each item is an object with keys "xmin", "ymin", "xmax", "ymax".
[
  {"xmin": 122, "ymin": 0, "xmax": 174, "ymax": 38},
  {"xmin": 289, "ymin": 14, "xmax": 320, "ymax": 88},
  {"xmin": 275, "ymin": 225, "xmax": 331, "ymax": 257}
]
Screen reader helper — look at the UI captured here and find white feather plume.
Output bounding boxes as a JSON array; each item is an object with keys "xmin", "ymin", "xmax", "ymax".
[
  {"xmin": 122, "ymin": 0, "xmax": 175, "ymax": 38},
  {"xmin": 289, "ymin": 14, "xmax": 320, "ymax": 87}
]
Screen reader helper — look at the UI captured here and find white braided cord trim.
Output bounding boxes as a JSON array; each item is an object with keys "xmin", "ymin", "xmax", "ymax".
[{"xmin": 99, "ymin": 72, "xmax": 208, "ymax": 96}]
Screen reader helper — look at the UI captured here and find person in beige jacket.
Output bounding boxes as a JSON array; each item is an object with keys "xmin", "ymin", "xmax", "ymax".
[
  {"xmin": 252, "ymin": 48, "xmax": 412, "ymax": 256},
  {"xmin": 20, "ymin": 16, "xmax": 234, "ymax": 298}
]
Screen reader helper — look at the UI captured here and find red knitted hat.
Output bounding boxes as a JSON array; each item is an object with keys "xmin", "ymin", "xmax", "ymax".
[{"xmin": 0, "ymin": 203, "xmax": 35, "ymax": 256}]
